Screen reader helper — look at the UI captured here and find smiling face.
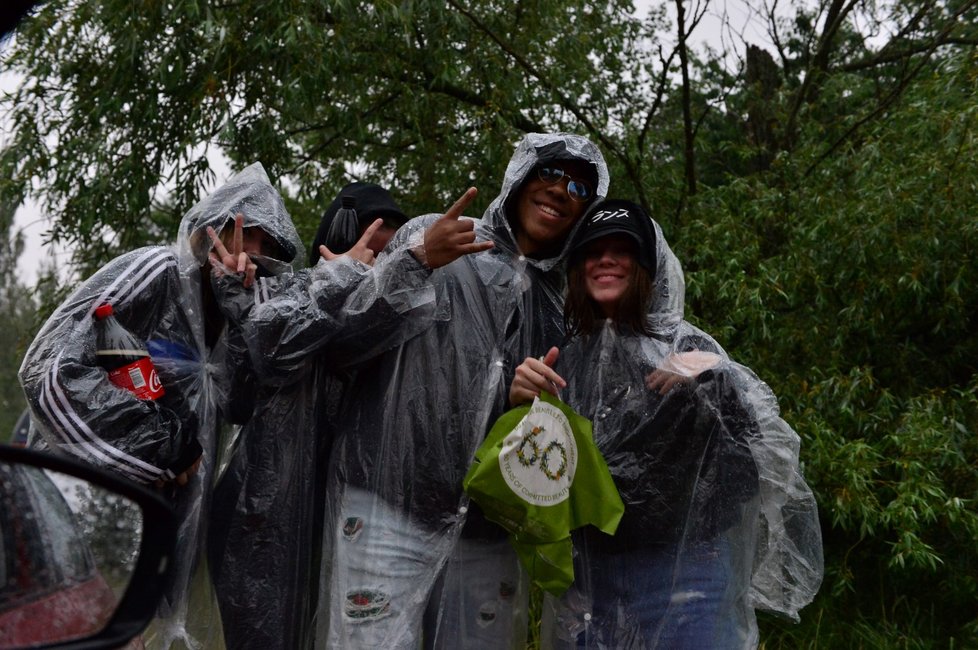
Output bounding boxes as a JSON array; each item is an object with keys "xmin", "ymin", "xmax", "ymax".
[
  {"xmin": 582, "ymin": 234, "xmax": 638, "ymax": 318},
  {"xmin": 513, "ymin": 159, "xmax": 594, "ymax": 258}
]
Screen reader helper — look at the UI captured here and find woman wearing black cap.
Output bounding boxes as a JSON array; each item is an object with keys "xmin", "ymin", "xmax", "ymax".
[{"xmin": 510, "ymin": 199, "xmax": 823, "ymax": 649}]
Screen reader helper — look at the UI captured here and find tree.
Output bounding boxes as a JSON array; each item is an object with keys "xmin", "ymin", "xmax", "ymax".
[
  {"xmin": 681, "ymin": 44, "xmax": 978, "ymax": 646},
  {"xmin": 3, "ymin": 0, "xmax": 978, "ymax": 646},
  {"xmin": 0, "ymin": 197, "xmax": 36, "ymax": 439}
]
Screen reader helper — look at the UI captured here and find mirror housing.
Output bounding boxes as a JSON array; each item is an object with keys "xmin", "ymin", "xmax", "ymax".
[{"xmin": 0, "ymin": 445, "xmax": 177, "ymax": 650}]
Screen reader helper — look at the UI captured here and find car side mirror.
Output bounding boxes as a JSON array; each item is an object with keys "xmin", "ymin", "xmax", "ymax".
[{"xmin": 0, "ymin": 444, "xmax": 177, "ymax": 649}]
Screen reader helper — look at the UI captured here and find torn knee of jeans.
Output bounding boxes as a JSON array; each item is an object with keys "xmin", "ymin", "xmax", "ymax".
[
  {"xmin": 476, "ymin": 601, "xmax": 497, "ymax": 629},
  {"xmin": 342, "ymin": 516, "xmax": 364, "ymax": 542},
  {"xmin": 344, "ymin": 589, "xmax": 391, "ymax": 622}
]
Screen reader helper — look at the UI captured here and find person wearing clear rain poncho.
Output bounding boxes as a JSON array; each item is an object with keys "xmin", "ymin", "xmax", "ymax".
[
  {"xmin": 310, "ymin": 133, "xmax": 609, "ymax": 648},
  {"xmin": 207, "ymin": 182, "xmax": 493, "ymax": 650},
  {"xmin": 18, "ymin": 162, "xmax": 303, "ymax": 649},
  {"xmin": 510, "ymin": 199, "xmax": 824, "ymax": 649}
]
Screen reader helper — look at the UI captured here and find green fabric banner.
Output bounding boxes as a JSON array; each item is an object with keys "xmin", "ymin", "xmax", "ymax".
[{"xmin": 463, "ymin": 392, "xmax": 624, "ymax": 595}]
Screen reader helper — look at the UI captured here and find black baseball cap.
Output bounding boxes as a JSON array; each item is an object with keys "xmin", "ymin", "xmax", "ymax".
[{"xmin": 570, "ymin": 199, "xmax": 657, "ymax": 274}]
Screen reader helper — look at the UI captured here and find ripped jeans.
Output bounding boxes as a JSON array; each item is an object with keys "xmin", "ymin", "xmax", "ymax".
[
  {"xmin": 544, "ymin": 540, "xmax": 754, "ymax": 649},
  {"xmin": 325, "ymin": 487, "xmax": 525, "ymax": 649}
]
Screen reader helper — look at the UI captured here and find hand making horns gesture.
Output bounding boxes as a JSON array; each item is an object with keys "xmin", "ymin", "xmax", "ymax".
[{"xmin": 422, "ymin": 187, "xmax": 494, "ymax": 269}]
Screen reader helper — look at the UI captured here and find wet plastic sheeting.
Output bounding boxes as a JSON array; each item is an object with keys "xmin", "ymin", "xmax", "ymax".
[
  {"xmin": 20, "ymin": 163, "xmax": 301, "ymax": 649},
  {"xmin": 540, "ymin": 222, "xmax": 823, "ymax": 649},
  {"xmin": 314, "ymin": 133, "xmax": 610, "ymax": 648}
]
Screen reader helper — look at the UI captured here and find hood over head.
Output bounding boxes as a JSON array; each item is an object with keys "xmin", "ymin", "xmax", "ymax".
[
  {"xmin": 481, "ymin": 133, "xmax": 610, "ymax": 266},
  {"xmin": 568, "ymin": 198, "xmax": 685, "ymax": 338},
  {"xmin": 641, "ymin": 217, "xmax": 685, "ymax": 337},
  {"xmin": 308, "ymin": 181, "xmax": 408, "ymax": 265},
  {"xmin": 178, "ymin": 163, "xmax": 303, "ymax": 272}
]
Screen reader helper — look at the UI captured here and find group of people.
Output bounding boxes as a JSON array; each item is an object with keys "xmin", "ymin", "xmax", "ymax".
[{"xmin": 19, "ymin": 132, "xmax": 822, "ymax": 649}]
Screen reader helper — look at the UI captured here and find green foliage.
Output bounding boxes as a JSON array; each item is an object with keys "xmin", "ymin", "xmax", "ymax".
[
  {"xmin": 681, "ymin": 46, "xmax": 978, "ymax": 646},
  {"xmin": 0, "ymin": 203, "xmax": 35, "ymax": 438},
  {"xmin": 1, "ymin": 0, "xmax": 675, "ymax": 278}
]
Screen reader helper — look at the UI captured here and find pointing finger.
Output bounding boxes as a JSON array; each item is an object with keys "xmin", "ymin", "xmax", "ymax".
[
  {"xmin": 233, "ymin": 213, "xmax": 244, "ymax": 255},
  {"xmin": 207, "ymin": 226, "xmax": 230, "ymax": 260},
  {"xmin": 356, "ymin": 218, "xmax": 384, "ymax": 250},
  {"xmin": 439, "ymin": 187, "xmax": 478, "ymax": 222}
]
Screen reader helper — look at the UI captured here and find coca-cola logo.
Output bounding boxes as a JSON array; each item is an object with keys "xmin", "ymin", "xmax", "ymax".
[{"xmin": 148, "ymin": 368, "xmax": 163, "ymax": 394}]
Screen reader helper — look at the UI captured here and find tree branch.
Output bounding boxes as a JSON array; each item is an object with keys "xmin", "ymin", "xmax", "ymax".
[{"xmin": 444, "ymin": 0, "xmax": 629, "ymax": 166}]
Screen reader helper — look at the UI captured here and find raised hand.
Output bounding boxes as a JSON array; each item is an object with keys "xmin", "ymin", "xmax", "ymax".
[
  {"xmin": 509, "ymin": 346, "xmax": 566, "ymax": 407},
  {"xmin": 320, "ymin": 218, "xmax": 382, "ymax": 266},
  {"xmin": 207, "ymin": 213, "xmax": 258, "ymax": 288},
  {"xmin": 422, "ymin": 187, "xmax": 494, "ymax": 269}
]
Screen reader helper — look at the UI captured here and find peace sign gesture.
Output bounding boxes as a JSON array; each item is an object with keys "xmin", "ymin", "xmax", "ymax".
[{"xmin": 207, "ymin": 213, "xmax": 258, "ymax": 288}]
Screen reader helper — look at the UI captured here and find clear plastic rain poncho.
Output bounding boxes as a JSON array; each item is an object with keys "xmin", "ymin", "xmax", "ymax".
[
  {"xmin": 540, "ymin": 218, "xmax": 823, "ymax": 649},
  {"xmin": 308, "ymin": 133, "xmax": 609, "ymax": 649},
  {"xmin": 207, "ymin": 193, "xmax": 443, "ymax": 650},
  {"xmin": 19, "ymin": 162, "xmax": 302, "ymax": 649}
]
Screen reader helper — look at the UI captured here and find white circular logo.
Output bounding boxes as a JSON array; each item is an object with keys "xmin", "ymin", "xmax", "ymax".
[{"xmin": 498, "ymin": 400, "xmax": 578, "ymax": 506}]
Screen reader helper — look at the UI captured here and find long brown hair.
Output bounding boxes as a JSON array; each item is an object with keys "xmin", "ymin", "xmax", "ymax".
[{"xmin": 564, "ymin": 255, "xmax": 654, "ymax": 337}]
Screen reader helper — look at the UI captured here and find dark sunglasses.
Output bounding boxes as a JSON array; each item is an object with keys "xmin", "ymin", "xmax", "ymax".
[{"xmin": 536, "ymin": 167, "xmax": 593, "ymax": 203}]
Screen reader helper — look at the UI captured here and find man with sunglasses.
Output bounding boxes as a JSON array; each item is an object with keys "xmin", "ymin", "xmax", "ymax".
[
  {"xmin": 510, "ymin": 160, "xmax": 598, "ymax": 258},
  {"xmin": 317, "ymin": 133, "xmax": 609, "ymax": 649}
]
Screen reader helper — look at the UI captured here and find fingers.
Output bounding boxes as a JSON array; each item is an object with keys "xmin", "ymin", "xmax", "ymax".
[
  {"xmin": 208, "ymin": 252, "xmax": 227, "ymax": 277},
  {"xmin": 319, "ymin": 244, "xmax": 337, "ymax": 262},
  {"xmin": 357, "ymin": 218, "xmax": 384, "ymax": 248},
  {"xmin": 646, "ymin": 369, "xmax": 686, "ymax": 395},
  {"xmin": 541, "ymin": 346, "xmax": 560, "ymax": 368},
  {"xmin": 232, "ymin": 213, "xmax": 244, "ymax": 256},
  {"xmin": 346, "ymin": 219, "xmax": 381, "ymax": 265},
  {"xmin": 243, "ymin": 261, "xmax": 257, "ymax": 288},
  {"xmin": 458, "ymin": 240, "xmax": 495, "ymax": 255},
  {"xmin": 207, "ymin": 226, "xmax": 231, "ymax": 261},
  {"xmin": 161, "ymin": 456, "xmax": 202, "ymax": 489},
  {"xmin": 511, "ymin": 355, "xmax": 566, "ymax": 403},
  {"xmin": 439, "ymin": 187, "xmax": 478, "ymax": 222}
]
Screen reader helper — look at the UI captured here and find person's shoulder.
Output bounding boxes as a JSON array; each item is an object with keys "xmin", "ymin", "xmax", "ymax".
[
  {"xmin": 76, "ymin": 246, "xmax": 181, "ymax": 305},
  {"xmin": 96, "ymin": 245, "xmax": 179, "ymax": 276}
]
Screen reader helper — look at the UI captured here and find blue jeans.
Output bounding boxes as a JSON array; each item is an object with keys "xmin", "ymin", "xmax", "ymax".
[
  {"xmin": 544, "ymin": 541, "xmax": 754, "ymax": 649},
  {"xmin": 325, "ymin": 488, "xmax": 525, "ymax": 649}
]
